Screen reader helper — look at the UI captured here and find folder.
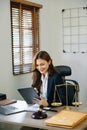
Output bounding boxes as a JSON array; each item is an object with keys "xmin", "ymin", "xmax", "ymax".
[{"xmin": 45, "ymin": 110, "xmax": 87, "ymax": 128}]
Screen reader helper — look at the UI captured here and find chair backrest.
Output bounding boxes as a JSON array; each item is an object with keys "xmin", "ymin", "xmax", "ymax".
[{"xmin": 55, "ymin": 65, "xmax": 71, "ymax": 77}]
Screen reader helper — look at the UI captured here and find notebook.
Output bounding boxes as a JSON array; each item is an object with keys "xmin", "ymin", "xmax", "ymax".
[{"xmin": 18, "ymin": 87, "xmax": 40, "ymax": 104}]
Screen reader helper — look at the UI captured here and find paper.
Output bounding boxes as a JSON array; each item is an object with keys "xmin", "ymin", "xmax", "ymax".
[
  {"xmin": 25, "ymin": 104, "xmax": 51, "ymax": 112},
  {"xmin": 25, "ymin": 104, "xmax": 39, "ymax": 111}
]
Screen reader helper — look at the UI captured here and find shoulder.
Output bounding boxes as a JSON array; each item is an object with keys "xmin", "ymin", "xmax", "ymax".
[
  {"xmin": 49, "ymin": 71, "xmax": 62, "ymax": 79},
  {"xmin": 49, "ymin": 71, "xmax": 63, "ymax": 84}
]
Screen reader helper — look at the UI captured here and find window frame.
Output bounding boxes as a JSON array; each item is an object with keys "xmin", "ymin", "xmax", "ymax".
[{"xmin": 10, "ymin": 0, "xmax": 42, "ymax": 75}]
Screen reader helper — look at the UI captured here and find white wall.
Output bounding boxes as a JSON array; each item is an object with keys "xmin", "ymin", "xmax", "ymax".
[
  {"xmin": 0, "ymin": 0, "xmax": 32, "ymax": 100},
  {"xmin": 0, "ymin": 0, "xmax": 87, "ymax": 103}
]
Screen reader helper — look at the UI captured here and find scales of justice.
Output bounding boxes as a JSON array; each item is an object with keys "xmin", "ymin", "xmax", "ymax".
[{"xmin": 51, "ymin": 82, "xmax": 82, "ymax": 110}]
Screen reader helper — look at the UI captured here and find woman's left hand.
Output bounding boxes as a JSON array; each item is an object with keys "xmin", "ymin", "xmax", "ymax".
[{"xmin": 33, "ymin": 96, "xmax": 49, "ymax": 106}]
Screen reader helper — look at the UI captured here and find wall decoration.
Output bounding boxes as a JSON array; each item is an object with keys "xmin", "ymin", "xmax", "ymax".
[{"xmin": 62, "ymin": 7, "xmax": 87, "ymax": 53}]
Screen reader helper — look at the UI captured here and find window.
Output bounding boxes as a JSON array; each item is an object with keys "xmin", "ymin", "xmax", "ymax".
[{"xmin": 10, "ymin": 0, "xmax": 42, "ymax": 75}]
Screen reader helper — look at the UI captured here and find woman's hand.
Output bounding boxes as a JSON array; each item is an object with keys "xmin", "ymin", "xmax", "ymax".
[
  {"xmin": 33, "ymin": 96, "xmax": 49, "ymax": 107},
  {"xmin": 34, "ymin": 87, "xmax": 38, "ymax": 93}
]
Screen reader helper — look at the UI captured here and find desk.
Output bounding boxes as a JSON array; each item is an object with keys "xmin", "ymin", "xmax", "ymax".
[{"xmin": 0, "ymin": 101, "xmax": 87, "ymax": 130}]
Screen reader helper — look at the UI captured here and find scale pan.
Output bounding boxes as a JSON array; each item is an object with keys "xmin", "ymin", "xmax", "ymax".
[
  {"xmin": 72, "ymin": 102, "xmax": 82, "ymax": 106},
  {"xmin": 51, "ymin": 102, "xmax": 62, "ymax": 107}
]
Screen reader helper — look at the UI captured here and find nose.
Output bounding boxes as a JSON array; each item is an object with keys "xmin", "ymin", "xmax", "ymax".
[
  {"xmin": 38, "ymin": 65, "xmax": 42, "ymax": 70},
  {"xmin": 37, "ymin": 65, "xmax": 42, "ymax": 70}
]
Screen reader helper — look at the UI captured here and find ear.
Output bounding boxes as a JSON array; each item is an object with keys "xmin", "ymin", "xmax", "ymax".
[{"xmin": 48, "ymin": 60, "xmax": 51, "ymax": 65}]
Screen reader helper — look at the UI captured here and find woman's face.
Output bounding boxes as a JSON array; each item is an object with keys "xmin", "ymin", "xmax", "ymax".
[{"xmin": 36, "ymin": 59, "xmax": 50, "ymax": 75}]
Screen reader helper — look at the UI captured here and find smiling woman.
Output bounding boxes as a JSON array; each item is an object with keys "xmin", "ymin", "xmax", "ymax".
[
  {"xmin": 36, "ymin": 59, "xmax": 51, "ymax": 75},
  {"xmin": 31, "ymin": 50, "xmax": 65, "ymax": 107}
]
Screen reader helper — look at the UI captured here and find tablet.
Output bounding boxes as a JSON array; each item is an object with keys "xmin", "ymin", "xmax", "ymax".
[{"xmin": 18, "ymin": 87, "xmax": 40, "ymax": 104}]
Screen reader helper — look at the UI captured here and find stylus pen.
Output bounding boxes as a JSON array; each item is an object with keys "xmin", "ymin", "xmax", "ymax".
[
  {"xmin": 48, "ymin": 109, "xmax": 58, "ymax": 112},
  {"xmin": 43, "ymin": 109, "xmax": 58, "ymax": 112}
]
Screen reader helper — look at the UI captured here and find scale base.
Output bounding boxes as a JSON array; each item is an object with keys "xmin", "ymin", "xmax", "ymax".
[{"xmin": 65, "ymin": 106, "xmax": 71, "ymax": 110}]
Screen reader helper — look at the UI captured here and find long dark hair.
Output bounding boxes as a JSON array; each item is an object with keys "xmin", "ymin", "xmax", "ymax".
[{"xmin": 32, "ymin": 51, "xmax": 56, "ymax": 91}]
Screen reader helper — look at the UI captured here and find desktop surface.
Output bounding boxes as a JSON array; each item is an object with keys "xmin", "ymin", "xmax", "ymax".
[{"xmin": 0, "ymin": 100, "xmax": 87, "ymax": 130}]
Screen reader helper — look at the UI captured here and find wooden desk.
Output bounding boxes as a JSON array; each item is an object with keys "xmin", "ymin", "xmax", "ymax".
[{"xmin": 0, "ymin": 101, "xmax": 87, "ymax": 130}]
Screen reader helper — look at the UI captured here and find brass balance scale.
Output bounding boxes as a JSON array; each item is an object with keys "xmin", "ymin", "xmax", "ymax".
[{"xmin": 51, "ymin": 82, "xmax": 82, "ymax": 110}]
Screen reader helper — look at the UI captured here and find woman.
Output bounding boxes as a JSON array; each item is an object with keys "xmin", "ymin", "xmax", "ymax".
[
  {"xmin": 20, "ymin": 51, "xmax": 65, "ymax": 130},
  {"xmin": 32, "ymin": 50, "xmax": 65, "ymax": 107}
]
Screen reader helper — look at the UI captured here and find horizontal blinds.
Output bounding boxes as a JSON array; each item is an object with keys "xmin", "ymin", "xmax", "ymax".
[{"xmin": 11, "ymin": 2, "xmax": 40, "ymax": 75}]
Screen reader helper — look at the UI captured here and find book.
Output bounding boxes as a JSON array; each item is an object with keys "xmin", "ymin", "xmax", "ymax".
[
  {"xmin": 0, "ymin": 99, "xmax": 17, "ymax": 106},
  {"xmin": 45, "ymin": 110, "xmax": 87, "ymax": 128}
]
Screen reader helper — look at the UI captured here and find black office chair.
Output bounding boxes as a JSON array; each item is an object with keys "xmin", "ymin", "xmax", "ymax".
[{"xmin": 55, "ymin": 65, "xmax": 79, "ymax": 106}]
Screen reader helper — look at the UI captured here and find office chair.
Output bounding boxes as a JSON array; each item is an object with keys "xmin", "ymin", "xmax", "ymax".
[{"xmin": 55, "ymin": 65, "xmax": 80, "ymax": 106}]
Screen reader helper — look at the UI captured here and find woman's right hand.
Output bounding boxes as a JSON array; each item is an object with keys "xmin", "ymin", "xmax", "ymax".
[{"xmin": 33, "ymin": 96, "xmax": 49, "ymax": 107}]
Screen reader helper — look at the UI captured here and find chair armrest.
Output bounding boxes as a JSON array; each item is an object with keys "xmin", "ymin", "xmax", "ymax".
[{"xmin": 65, "ymin": 79, "xmax": 79, "ymax": 92}]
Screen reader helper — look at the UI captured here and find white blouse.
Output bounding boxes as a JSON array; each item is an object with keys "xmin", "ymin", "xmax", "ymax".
[{"xmin": 40, "ymin": 73, "xmax": 48, "ymax": 100}]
